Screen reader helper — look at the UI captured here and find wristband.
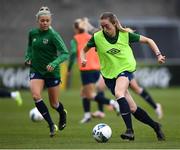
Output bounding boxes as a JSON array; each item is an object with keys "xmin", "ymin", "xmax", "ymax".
[{"xmin": 156, "ymin": 52, "xmax": 161, "ymax": 57}]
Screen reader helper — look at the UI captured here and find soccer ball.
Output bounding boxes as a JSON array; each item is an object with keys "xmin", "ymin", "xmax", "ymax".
[
  {"xmin": 92, "ymin": 123, "xmax": 112, "ymax": 143},
  {"xmin": 29, "ymin": 107, "xmax": 44, "ymax": 122}
]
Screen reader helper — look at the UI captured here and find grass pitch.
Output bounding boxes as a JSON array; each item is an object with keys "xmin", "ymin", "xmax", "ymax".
[{"xmin": 0, "ymin": 87, "xmax": 180, "ymax": 149}]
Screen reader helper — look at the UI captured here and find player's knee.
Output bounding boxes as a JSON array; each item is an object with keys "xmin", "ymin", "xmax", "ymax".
[
  {"xmin": 85, "ymin": 92, "xmax": 96, "ymax": 99},
  {"xmin": 115, "ymin": 92, "xmax": 125, "ymax": 99},
  {"xmin": 32, "ymin": 93, "xmax": 42, "ymax": 101}
]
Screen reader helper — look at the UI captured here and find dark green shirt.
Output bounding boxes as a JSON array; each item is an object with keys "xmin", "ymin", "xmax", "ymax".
[
  {"xmin": 68, "ymin": 39, "xmax": 77, "ymax": 72},
  {"xmin": 25, "ymin": 27, "xmax": 69, "ymax": 78},
  {"xmin": 87, "ymin": 31, "xmax": 140, "ymax": 48}
]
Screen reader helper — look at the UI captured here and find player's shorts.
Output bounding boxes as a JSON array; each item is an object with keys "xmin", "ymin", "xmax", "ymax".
[
  {"xmin": 80, "ymin": 70, "xmax": 100, "ymax": 85},
  {"xmin": 29, "ymin": 72, "xmax": 61, "ymax": 88},
  {"xmin": 103, "ymin": 71, "xmax": 133, "ymax": 95}
]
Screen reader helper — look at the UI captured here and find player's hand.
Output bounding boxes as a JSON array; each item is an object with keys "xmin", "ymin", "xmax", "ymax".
[
  {"xmin": 81, "ymin": 59, "xmax": 87, "ymax": 67},
  {"xmin": 25, "ymin": 60, "xmax": 31, "ymax": 66},
  {"xmin": 157, "ymin": 54, "xmax": 166, "ymax": 64},
  {"xmin": 46, "ymin": 65, "xmax": 54, "ymax": 72}
]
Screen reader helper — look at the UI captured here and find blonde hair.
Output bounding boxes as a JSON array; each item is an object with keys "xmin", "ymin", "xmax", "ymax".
[
  {"xmin": 100, "ymin": 12, "xmax": 134, "ymax": 33},
  {"xmin": 74, "ymin": 17, "xmax": 97, "ymax": 33},
  {"xmin": 36, "ymin": 6, "xmax": 52, "ymax": 19}
]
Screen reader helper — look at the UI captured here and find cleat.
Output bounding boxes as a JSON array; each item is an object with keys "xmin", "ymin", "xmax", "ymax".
[
  {"xmin": 155, "ymin": 103, "xmax": 163, "ymax": 119},
  {"xmin": 120, "ymin": 129, "xmax": 135, "ymax": 141},
  {"xmin": 80, "ymin": 117, "xmax": 91, "ymax": 124},
  {"xmin": 59, "ymin": 109, "xmax": 67, "ymax": 130},
  {"xmin": 49, "ymin": 124, "xmax": 58, "ymax": 137},
  {"xmin": 14, "ymin": 91, "xmax": 23, "ymax": 106},
  {"xmin": 80, "ymin": 113, "xmax": 91, "ymax": 124},
  {"xmin": 92, "ymin": 111, "xmax": 105, "ymax": 119},
  {"xmin": 154, "ymin": 123, "xmax": 165, "ymax": 141},
  {"xmin": 110, "ymin": 100, "xmax": 120, "ymax": 115},
  {"xmin": 80, "ymin": 112, "xmax": 91, "ymax": 124}
]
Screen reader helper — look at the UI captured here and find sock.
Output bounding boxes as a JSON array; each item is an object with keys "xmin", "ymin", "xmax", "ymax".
[
  {"xmin": 140, "ymin": 89, "xmax": 157, "ymax": 109},
  {"xmin": 94, "ymin": 93, "xmax": 110, "ymax": 105},
  {"xmin": 97, "ymin": 101, "xmax": 104, "ymax": 112},
  {"xmin": 97, "ymin": 92, "xmax": 104, "ymax": 112},
  {"xmin": 0, "ymin": 89, "xmax": 11, "ymax": 97},
  {"xmin": 82, "ymin": 98, "xmax": 91, "ymax": 112},
  {"xmin": 117, "ymin": 97, "xmax": 133, "ymax": 130},
  {"xmin": 35, "ymin": 99, "xmax": 54, "ymax": 127},
  {"xmin": 54, "ymin": 102, "xmax": 65, "ymax": 115},
  {"xmin": 133, "ymin": 107, "xmax": 156, "ymax": 129}
]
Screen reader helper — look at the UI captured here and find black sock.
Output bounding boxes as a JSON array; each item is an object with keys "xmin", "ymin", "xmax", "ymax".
[
  {"xmin": 117, "ymin": 97, "xmax": 133, "ymax": 130},
  {"xmin": 97, "ymin": 91, "xmax": 104, "ymax": 112},
  {"xmin": 97, "ymin": 91, "xmax": 105, "ymax": 97},
  {"xmin": 140, "ymin": 89, "xmax": 157, "ymax": 109},
  {"xmin": 133, "ymin": 107, "xmax": 156, "ymax": 129},
  {"xmin": 97, "ymin": 101, "xmax": 104, "ymax": 112},
  {"xmin": 55, "ymin": 102, "xmax": 65, "ymax": 114},
  {"xmin": 0, "ymin": 89, "xmax": 11, "ymax": 97},
  {"xmin": 94, "ymin": 93, "xmax": 110, "ymax": 105},
  {"xmin": 35, "ymin": 100, "xmax": 54, "ymax": 127},
  {"xmin": 82, "ymin": 98, "xmax": 91, "ymax": 112}
]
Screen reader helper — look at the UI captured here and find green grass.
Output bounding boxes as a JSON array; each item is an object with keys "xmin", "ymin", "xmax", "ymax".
[{"xmin": 0, "ymin": 87, "xmax": 180, "ymax": 149}]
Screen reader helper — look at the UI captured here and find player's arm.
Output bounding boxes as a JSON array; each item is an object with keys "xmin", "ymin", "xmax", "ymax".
[
  {"xmin": 25, "ymin": 32, "xmax": 32, "ymax": 66},
  {"xmin": 129, "ymin": 32, "xmax": 165, "ymax": 64},
  {"xmin": 81, "ymin": 36, "xmax": 96, "ymax": 67},
  {"xmin": 139, "ymin": 35, "xmax": 165, "ymax": 64},
  {"xmin": 48, "ymin": 33, "xmax": 69, "ymax": 71},
  {"xmin": 67, "ymin": 39, "xmax": 77, "ymax": 72}
]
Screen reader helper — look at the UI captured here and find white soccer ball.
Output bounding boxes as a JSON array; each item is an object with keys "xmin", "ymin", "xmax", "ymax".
[
  {"xmin": 92, "ymin": 123, "xmax": 112, "ymax": 143},
  {"xmin": 29, "ymin": 107, "xmax": 44, "ymax": 122}
]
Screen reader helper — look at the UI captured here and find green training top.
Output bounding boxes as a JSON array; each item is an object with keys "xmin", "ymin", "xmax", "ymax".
[
  {"xmin": 93, "ymin": 30, "xmax": 137, "ymax": 79},
  {"xmin": 87, "ymin": 30, "xmax": 140, "ymax": 47},
  {"xmin": 25, "ymin": 27, "xmax": 69, "ymax": 78},
  {"xmin": 68, "ymin": 39, "xmax": 77, "ymax": 72}
]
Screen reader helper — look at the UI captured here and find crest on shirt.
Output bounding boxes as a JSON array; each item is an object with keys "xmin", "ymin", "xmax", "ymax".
[
  {"xmin": 32, "ymin": 38, "xmax": 37, "ymax": 42},
  {"xmin": 107, "ymin": 48, "xmax": 120, "ymax": 55},
  {"xmin": 43, "ymin": 38, "xmax": 48, "ymax": 44}
]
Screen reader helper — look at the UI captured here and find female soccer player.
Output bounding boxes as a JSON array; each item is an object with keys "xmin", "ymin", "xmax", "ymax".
[
  {"xmin": 68, "ymin": 18, "xmax": 119, "ymax": 123},
  {"xmin": 81, "ymin": 12, "xmax": 165, "ymax": 141},
  {"xmin": 25, "ymin": 6, "xmax": 69, "ymax": 137}
]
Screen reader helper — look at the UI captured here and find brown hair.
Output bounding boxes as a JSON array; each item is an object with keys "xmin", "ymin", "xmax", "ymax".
[{"xmin": 100, "ymin": 12, "xmax": 134, "ymax": 33}]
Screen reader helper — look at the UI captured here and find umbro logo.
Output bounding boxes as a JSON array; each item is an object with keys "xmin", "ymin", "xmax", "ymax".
[{"xmin": 106, "ymin": 48, "xmax": 120, "ymax": 55}]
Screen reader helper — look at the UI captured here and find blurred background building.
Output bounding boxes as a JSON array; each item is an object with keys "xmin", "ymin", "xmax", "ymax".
[{"xmin": 0, "ymin": 0, "xmax": 179, "ymax": 88}]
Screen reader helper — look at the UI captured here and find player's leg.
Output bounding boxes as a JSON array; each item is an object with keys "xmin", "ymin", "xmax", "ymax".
[
  {"xmin": 46, "ymin": 78, "xmax": 67, "ymax": 131},
  {"xmin": 130, "ymin": 78, "xmax": 163, "ymax": 119},
  {"xmin": 80, "ymin": 83, "xmax": 95, "ymax": 123},
  {"xmin": 80, "ymin": 71, "xmax": 93, "ymax": 123},
  {"xmin": 115, "ymin": 76, "xmax": 134, "ymax": 140},
  {"xmin": 30, "ymin": 78, "xmax": 56, "ymax": 137},
  {"xmin": 92, "ymin": 75, "xmax": 106, "ymax": 118},
  {"xmin": 0, "ymin": 89, "xmax": 22, "ymax": 106},
  {"xmin": 125, "ymin": 90, "xmax": 165, "ymax": 141},
  {"xmin": 0, "ymin": 88, "xmax": 11, "ymax": 97}
]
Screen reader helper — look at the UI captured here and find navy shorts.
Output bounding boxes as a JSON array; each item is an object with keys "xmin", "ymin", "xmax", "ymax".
[
  {"xmin": 29, "ymin": 72, "xmax": 61, "ymax": 88},
  {"xmin": 103, "ymin": 71, "xmax": 134, "ymax": 95},
  {"xmin": 80, "ymin": 70, "xmax": 100, "ymax": 85}
]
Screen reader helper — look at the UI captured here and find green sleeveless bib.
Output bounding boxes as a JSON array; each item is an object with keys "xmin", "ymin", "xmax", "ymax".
[{"xmin": 94, "ymin": 30, "xmax": 136, "ymax": 79}]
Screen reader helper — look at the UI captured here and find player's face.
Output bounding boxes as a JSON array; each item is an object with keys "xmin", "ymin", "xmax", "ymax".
[
  {"xmin": 100, "ymin": 19, "xmax": 116, "ymax": 37},
  {"xmin": 38, "ymin": 15, "xmax": 51, "ymax": 31}
]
